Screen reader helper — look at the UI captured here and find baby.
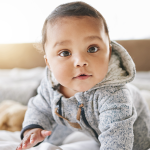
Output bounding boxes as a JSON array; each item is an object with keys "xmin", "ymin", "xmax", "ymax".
[{"xmin": 17, "ymin": 1, "xmax": 150, "ymax": 150}]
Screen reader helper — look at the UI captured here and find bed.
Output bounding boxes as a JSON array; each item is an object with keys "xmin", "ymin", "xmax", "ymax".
[{"xmin": 0, "ymin": 40, "xmax": 150, "ymax": 150}]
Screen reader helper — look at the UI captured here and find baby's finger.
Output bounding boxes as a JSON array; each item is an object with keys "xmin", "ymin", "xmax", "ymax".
[
  {"xmin": 16, "ymin": 143, "xmax": 22, "ymax": 150},
  {"xmin": 41, "ymin": 130, "xmax": 51, "ymax": 138},
  {"xmin": 22, "ymin": 135, "xmax": 30, "ymax": 149},
  {"xmin": 30, "ymin": 133, "xmax": 36, "ymax": 144},
  {"xmin": 22, "ymin": 133, "xmax": 38, "ymax": 149}
]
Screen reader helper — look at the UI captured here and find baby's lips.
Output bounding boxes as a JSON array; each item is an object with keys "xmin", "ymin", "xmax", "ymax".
[{"xmin": 73, "ymin": 73, "xmax": 92, "ymax": 78}]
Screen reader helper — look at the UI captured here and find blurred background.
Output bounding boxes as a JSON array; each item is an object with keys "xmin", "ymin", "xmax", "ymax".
[
  {"xmin": 0, "ymin": 0, "xmax": 150, "ymax": 140},
  {"xmin": 0, "ymin": 0, "xmax": 150, "ymax": 44}
]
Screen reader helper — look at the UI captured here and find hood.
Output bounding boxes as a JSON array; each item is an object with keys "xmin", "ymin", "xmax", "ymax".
[{"xmin": 47, "ymin": 41, "xmax": 136, "ymax": 91}]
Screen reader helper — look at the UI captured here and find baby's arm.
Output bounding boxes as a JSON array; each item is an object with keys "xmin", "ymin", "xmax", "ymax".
[
  {"xmin": 19, "ymin": 74, "xmax": 56, "ymax": 148},
  {"xmin": 22, "ymin": 77, "xmax": 56, "ymax": 130},
  {"xmin": 16, "ymin": 128, "xmax": 51, "ymax": 150},
  {"xmin": 98, "ymin": 88, "xmax": 137, "ymax": 150}
]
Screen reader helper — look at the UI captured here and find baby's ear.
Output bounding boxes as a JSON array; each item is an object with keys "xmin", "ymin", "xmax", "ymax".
[
  {"xmin": 109, "ymin": 44, "xmax": 112, "ymax": 60},
  {"xmin": 44, "ymin": 55, "xmax": 51, "ymax": 70}
]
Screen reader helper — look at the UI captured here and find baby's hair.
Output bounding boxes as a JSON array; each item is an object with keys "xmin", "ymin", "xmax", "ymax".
[{"xmin": 42, "ymin": 1, "xmax": 110, "ymax": 53}]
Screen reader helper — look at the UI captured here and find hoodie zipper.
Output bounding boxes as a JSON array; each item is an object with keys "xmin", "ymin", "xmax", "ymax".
[
  {"xmin": 56, "ymin": 96, "xmax": 65, "ymax": 125},
  {"xmin": 56, "ymin": 97, "xmax": 81, "ymax": 128},
  {"xmin": 80, "ymin": 106, "xmax": 98, "ymax": 139},
  {"xmin": 56, "ymin": 98, "xmax": 98, "ymax": 139}
]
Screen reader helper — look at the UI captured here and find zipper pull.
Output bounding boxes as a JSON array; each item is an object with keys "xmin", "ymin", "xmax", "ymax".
[
  {"xmin": 76, "ymin": 103, "xmax": 84, "ymax": 121},
  {"xmin": 55, "ymin": 107, "xmax": 82, "ymax": 129}
]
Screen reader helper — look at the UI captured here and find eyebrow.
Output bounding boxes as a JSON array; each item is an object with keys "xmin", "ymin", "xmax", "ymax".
[
  {"xmin": 85, "ymin": 35, "xmax": 103, "ymax": 41},
  {"xmin": 53, "ymin": 35, "xmax": 103, "ymax": 48},
  {"xmin": 53, "ymin": 40, "xmax": 70, "ymax": 48}
]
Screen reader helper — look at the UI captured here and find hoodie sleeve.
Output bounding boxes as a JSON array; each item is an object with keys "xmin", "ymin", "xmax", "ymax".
[
  {"xmin": 98, "ymin": 87, "xmax": 137, "ymax": 150},
  {"xmin": 21, "ymin": 77, "xmax": 56, "ymax": 139}
]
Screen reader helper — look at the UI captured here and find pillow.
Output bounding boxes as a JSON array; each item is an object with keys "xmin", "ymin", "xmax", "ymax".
[
  {"xmin": 140, "ymin": 90, "xmax": 150, "ymax": 110},
  {"xmin": 131, "ymin": 71, "xmax": 150, "ymax": 91},
  {"xmin": 0, "ymin": 67, "xmax": 45, "ymax": 105},
  {"xmin": 131, "ymin": 71, "xmax": 150, "ymax": 110}
]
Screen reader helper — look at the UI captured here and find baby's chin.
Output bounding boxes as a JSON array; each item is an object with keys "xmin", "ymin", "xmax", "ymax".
[{"xmin": 73, "ymin": 85, "xmax": 96, "ymax": 93}]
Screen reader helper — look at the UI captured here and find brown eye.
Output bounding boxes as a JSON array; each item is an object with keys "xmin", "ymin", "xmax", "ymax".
[
  {"xmin": 87, "ymin": 46, "xmax": 99, "ymax": 53},
  {"xmin": 59, "ymin": 51, "xmax": 71, "ymax": 57}
]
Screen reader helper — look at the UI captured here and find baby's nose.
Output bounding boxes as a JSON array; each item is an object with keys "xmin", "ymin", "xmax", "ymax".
[{"xmin": 74, "ymin": 55, "xmax": 88, "ymax": 67}]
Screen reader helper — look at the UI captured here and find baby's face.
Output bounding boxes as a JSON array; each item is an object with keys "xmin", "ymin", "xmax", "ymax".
[{"xmin": 45, "ymin": 16, "xmax": 111, "ymax": 95}]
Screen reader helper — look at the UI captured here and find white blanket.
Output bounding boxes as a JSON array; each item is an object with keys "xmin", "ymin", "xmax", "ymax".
[{"xmin": 0, "ymin": 130, "xmax": 99, "ymax": 150}]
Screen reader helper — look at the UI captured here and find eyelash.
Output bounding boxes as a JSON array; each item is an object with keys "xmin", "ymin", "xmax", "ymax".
[
  {"xmin": 58, "ymin": 50, "xmax": 71, "ymax": 57},
  {"xmin": 58, "ymin": 45, "xmax": 100, "ymax": 57},
  {"xmin": 87, "ymin": 45, "xmax": 99, "ymax": 53}
]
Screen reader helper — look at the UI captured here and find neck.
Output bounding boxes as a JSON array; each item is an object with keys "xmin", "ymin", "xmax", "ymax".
[{"xmin": 59, "ymin": 85, "xmax": 78, "ymax": 98}]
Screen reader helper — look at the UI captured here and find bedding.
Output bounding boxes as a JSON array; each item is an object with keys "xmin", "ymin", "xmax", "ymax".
[
  {"xmin": 0, "ymin": 100, "xmax": 27, "ymax": 131},
  {"xmin": 131, "ymin": 71, "xmax": 150, "ymax": 110},
  {"xmin": 0, "ymin": 67, "xmax": 45, "ymax": 105},
  {"xmin": 0, "ymin": 69, "xmax": 150, "ymax": 150},
  {"xmin": 0, "ymin": 130, "xmax": 100, "ymax": 150}
]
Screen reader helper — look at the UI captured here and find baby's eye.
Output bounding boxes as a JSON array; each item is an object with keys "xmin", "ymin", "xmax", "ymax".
[
  {"xmin": 59, "ymin": 51, "xmax": 71, "ymax": 57},
  {"xmin": 87, "ymin": 46, "xmax": 99, "ymax": 53}
]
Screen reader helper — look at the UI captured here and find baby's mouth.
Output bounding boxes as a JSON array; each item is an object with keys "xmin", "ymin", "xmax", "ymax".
[
  {"xmin": 73, "ymin": 74, "xmax": 92, "ymax": 80},
  {"xmin": 79, "ymin": 74, "xmax": 86, "ymax": 76}
]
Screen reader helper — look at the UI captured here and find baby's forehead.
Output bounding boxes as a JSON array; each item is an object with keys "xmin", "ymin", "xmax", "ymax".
[
  {"xmin": 45, "ymin": 16, "xmax": 109, "ymax": 47},
  {"xmin": 48, "ymin": 16, "xmax": 104, "ymax": 29}
]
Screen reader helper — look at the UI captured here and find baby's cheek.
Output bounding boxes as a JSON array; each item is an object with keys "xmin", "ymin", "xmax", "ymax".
[
  {"xmin": 53, "ymin": 69, "xmax": 72, "ymax": 84},
  {"xmin": 95, "ymin": 65, "xmax": 108, "ymax": 80}
]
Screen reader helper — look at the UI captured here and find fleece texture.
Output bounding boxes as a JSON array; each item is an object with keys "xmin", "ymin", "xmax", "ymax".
[{"xmin": 22, "ymin": 41, "xmax": 150, "ymax": 150}]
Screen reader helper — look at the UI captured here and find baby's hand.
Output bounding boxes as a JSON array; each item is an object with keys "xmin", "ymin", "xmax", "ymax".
[{"xmin": 16, "ymin": 128, "xmax": 51, "ymax": 150}]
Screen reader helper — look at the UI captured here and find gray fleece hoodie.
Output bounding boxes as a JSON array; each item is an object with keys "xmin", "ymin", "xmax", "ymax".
[{"xmin": 21, "ymin": 41, "xmax": 150, "ymax": 150}]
